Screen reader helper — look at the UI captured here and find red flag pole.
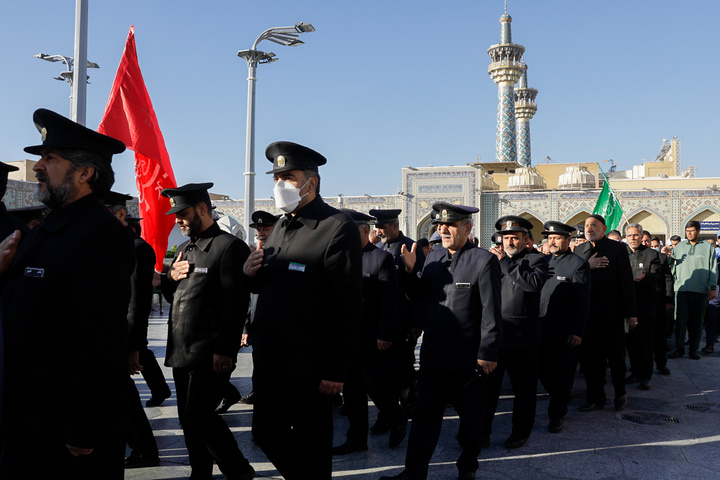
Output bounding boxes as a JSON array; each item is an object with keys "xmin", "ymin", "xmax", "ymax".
[{"xmin": 98, "ymin": 26, "xmax": 177, "ymax": 271}]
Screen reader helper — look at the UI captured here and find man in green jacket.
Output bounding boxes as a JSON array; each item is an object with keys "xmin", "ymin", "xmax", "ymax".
[{"xmin": 668, "ymin": 221, "xmax": 718, "ymax": 359}]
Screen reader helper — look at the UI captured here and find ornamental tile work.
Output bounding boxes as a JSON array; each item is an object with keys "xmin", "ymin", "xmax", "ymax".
[
  {"xmin": 620, "ymin": 191, "xmax": 670, "ymax": 198},
  {"xmin": 516, "ymin": 120, "xmax": 531, "ymax": 167},
  {"xmin": 496, "ymin": 86, "xmax": 517, "ymax": 163}
]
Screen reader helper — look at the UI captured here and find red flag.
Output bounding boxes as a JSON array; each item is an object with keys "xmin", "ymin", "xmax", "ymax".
[{"xmin": 99, "ymin": 26, "xmax": 177, "ymax": 272}]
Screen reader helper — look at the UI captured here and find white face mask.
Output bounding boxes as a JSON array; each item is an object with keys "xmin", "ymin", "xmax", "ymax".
[{"xmin": 273, "ymin": 178, "xmax": 311, "ymax": 213}]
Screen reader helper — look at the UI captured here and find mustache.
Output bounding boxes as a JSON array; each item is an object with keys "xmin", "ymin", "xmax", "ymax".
[{"xmin": 36, "ymin": 172, "xmax": 48, "ymax": 182}]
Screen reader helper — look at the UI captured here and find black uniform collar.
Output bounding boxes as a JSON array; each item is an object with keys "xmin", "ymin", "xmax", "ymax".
[
  {"xmin": 553, "ymin": 247, "xmax": 573, "ymax": 259},
  {"xmin": 0, "ymin": 202, "xmax": 7, "ymax": 216},
  {"xmin": 281, "ymin": 195, "xmax": 324, "ymax": 230},
  {"xmin": 385, "ymin": 231, "xmax": 407, "ymax": 245},
  {"xmin": 362, "ymin": 241, "xmax": 377, "ymax": 253},
  {"xmin": 189, "ymin": 222, "xmax": 222, "ymax": 251},
  {"xmin": 442, "ymin": 239, "xmax": 474, "ymax": 261}
]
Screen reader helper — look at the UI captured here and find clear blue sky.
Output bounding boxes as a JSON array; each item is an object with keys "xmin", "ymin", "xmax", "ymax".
[{"xmin": 2, "ymin": 1, "xmax": 718, "ymax": 201}]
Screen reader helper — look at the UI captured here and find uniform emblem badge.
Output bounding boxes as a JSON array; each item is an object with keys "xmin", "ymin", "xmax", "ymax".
[
  {"xmin": 258, "ymin": 218, "xmax": 263, "ymax": 224},
  {"xmin": 41, "ymin": 127, "xmax": 47, "ymax": 141},
  {"xmin": 441, "ymin": 210, "xmax": 448, "ymax": 221},
  {"xmin": 506, "ymin": 220, "xmax": 513, "ymax": 228},
  {"xmin": 277, "ymin": 155, "xmax": 286, "ymax": 167},
  {"xmin": 169, "ymin": 198, "xmax": 176, "ymax": 207},
  {"xmin": 549, "ymin": 226, "xmax": 555, "ymax": 232}
]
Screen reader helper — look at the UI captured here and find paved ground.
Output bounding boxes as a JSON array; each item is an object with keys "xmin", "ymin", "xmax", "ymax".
[{"xmin": 126, "ymin": 300, "xmax": 720, "ymax": 479}]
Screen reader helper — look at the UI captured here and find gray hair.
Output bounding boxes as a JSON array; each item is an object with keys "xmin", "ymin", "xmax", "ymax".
[
  {"xmin": 55, "ymin": 147, "xmax": 115, "ymax": 196},
  {"xmin": 625, "ymin": 223, "xmax": 643, "ymax": 235}
]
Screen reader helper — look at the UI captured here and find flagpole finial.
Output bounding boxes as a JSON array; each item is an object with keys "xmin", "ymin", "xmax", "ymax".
[{"xmin": 504, "ymin": 0, "xmax": 508, "ymax": 14}]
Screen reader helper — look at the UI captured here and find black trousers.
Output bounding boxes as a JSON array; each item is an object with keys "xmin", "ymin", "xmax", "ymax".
[
  {"xmin": 126, "ymin": 376, "xmax": 159, "ymax": 457},
  {"xmin": 139, "ymin": 347, "xmax": 171, "ymax": 398},
  {"xmin": 675, "ymin": 291, "xmax": 708, "ymax": 354},
  {"xmin": 482, "ymin": 346, "xmax": 539, "ymax": 438},
  {"xmin": 173, "ymin": 367, "xmax": 251, "ymax": 480},
  {"xmin": 538, "ymin": 337, "xmax": 579, "ymax": 420},
  {"xmin": 343, "ymin": 348, "xmax": 404, "ymax": 444},
  {"xmin": 581, "ymin": 324, "xmax": 626, "ymax": 404},
  {"xmin": 405, "ymin": 366, "xmax": 485, "ymax": 479},
  {"xmin": 626, "ymin": 314, "xmax": 656, "ymax": 381},
  {"xmin": 653, "ymin": 303, "xmax": 670, "ymax": 369},
  {"xmin": 252, "ymin": 389, "xmax": 333, "ymax": 479}
]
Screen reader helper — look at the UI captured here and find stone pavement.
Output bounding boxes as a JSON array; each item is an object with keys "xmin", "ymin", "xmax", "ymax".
[{"xmin": 126, "ymin": 302, "xmax": 720, "ymax": 479}]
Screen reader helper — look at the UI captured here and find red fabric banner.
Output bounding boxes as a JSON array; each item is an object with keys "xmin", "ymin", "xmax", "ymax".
[{"xmin": 98, "ymin": 26, "xmax": 177, "ymax": 271}]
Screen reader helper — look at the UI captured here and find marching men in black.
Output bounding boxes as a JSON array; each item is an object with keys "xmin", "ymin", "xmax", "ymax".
[
  {"xmin": 333, "ymin": 208, "xmax": 405, "ymax": 454},
  {"xmin": 537, "ymin": 221, "xmax": 591, "ymax": 433},
  {"xmin": 243, "ymin": 141, "xmax": 362, "ymax": 479},
  {"xmin": 160, "ymin": 183, "xmax": 254, "ymax": 480},
  {"xmin": 484, "ymin": 215, "xmax": 548, "ymax": 449},
  {"xmin": 380, "ymin": 202, "xmax": 502, "ymax": 480}
]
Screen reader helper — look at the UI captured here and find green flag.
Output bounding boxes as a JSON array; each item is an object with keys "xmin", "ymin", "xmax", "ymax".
[{"xmin": 593, "ymin": 166, "xmax": 624, "ymax": 231}]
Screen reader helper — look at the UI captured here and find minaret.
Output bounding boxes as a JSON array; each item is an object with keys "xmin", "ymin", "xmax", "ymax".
[
  {"xmin": 514, "ymin": 65, "xmax": 538, "ymax": 167},
  {"xmin": 487, "ymin": 3, "xmax": 525, "ymax": 163}
]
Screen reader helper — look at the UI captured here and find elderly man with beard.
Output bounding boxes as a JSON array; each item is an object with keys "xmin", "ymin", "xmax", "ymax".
[
  {"xmin": 159, "ymin": 183, "xmax": 254, "ymax": 480},
  {"xmin": 483, "ymin": 216, "xmax": 548, "ymax": 449},
  {"xmin": 0, "ymin": 109, "xmax": 134, "ymax": 479},
  {"xmin": 379, "ymin": 202, "xmax": 502, "ymax": 480},
  {"xmin": 574, "ymin": 214, "xmax": 636, "ymax": 412},
  {"xmin": 538, "ymin": 221, "xmax": 590, "ymax": 433},
  {"xmin": 624, "ymin": 223, "xmax": 663, "ymax": 390}
]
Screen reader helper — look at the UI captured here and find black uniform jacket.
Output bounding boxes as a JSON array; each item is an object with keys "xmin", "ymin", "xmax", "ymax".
[
  {"xmin": 357, "ymin": 242, "xmax": 398, "ymax": 351},
  {"xmin": 407, "ymin": 241, "xmax": 503, "ymax": 370},
  {"xmin": 0, "ymin": 194, "xmax": 134, "ymax": 448},
  {"xmin": 0, "ymin": 202, "xmax": 29, "ymax": 241},
  {"xmin": 381, "ymin": 231, "xmax": 425, "ymax": 331},
  {"xmin": 539, "ymin": 249, "xmax": 591, "ymax": 340},
  {"xmin": 249, "ymin": 196, "xmax": 362, "ymax": 394},
  {"xmin": 127, "ymin": 229, "xmax": 156, "ymax": 351},
  {"xmin": 628, "ymin": 244, "xmax": 662, "ymax": 321},
  {"xmin": 498, "ymin": 248, "xmax": 548, "ymax": 349},
  {"xmin": 161, "ymin": 222, "xmax": 250, "ymax": 368},
  {"xmin": 574, "ymin": 236, "xmax": 636, "ymax": 336}
]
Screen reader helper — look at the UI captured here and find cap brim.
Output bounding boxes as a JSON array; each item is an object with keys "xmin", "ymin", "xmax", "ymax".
[
  {"xmin": 24, "ymin": 145, "xmax": 43, "ymax": 155},
  {"xmin": 498, "ymin": 227, "xmax": 528, "ymax": 235},
  {"xmin": 542, "ymin": 230, "xmax": 571, "ymax": 236}
]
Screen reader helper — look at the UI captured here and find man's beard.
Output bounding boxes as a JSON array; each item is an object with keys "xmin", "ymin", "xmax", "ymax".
[
  {"xmin": 505, "ymin": 245, "xmax": 518, "ymax": 257},
  {"xmin": 181, "ymin": 214, "xmax": 204, "ymax": 237},
  {"xmin": 34, "ymin": 169, "xmax": 76, "ymax": 210}
]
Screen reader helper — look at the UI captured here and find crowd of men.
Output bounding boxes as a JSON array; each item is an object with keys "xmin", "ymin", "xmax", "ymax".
[{"xmin": 0, "ymin": 109, "xmax": 718, "ymax": 480}]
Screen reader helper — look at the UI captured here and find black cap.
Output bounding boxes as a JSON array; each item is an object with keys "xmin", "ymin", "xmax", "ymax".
[
  {"xmin": 103, "ymin": 191, "xmax": 133, "ymax": 208},
  {"xmin": 24, "ymin": 109, "xmax": 125, "ymax": 162},
  {"xmin": 9, "ymin": 204, "xmax": 48, "ymax": 224},
  {"xmin": 417, "ymin": 238, "xmax": 429, "ymax": 248},
  {"xmin": 370, "ymin": 209, "xmax": 402, "ymax": 226},
  {"xmin": 495, "ymin": 215, "xmax": 533, "ymax": 235},
  {"xmin": 491, "ymin": 231, "xmax": 503, "ymax": 245},
  {"xmin": 431, "ymin": 202, "xmax": 479, "ymax": 224},
  {"xmin": 573, "ymin": 224, "xmax": 586, "ymax": 239},
  {"xmin": 587, "ymin": 213, "xmax": 606, "ymax": 225},
  {"xmin": 250, "ymin": 210, "xmax": 279, "ymax": 229},
  {"xmin": 542, "ymin": 221, "xmax": 575, "ymax": 237},
  {"xmin": 0, "ymin": 161, "xmax": 19, "ymax": 173},
  {"xmin": 340, "ymin": 208, "xmax": 375, "ymax": 225},
  {"xmin": 161, "ymin": 182, "xmax": 213, "ymax": 215},
  {"xmin": 265, "ymin": 141, "xmax": 327, "ymax": 175},
  {"xmin": 429, "ymin": 231, "xmax": 442, "ymax": 244}
]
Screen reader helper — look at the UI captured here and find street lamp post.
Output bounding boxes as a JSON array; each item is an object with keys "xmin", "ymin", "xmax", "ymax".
[
  {"xmin": 33, "ymin": 53, "xmax": 99, "ymax": 123},
  {"xmin": 237, "ymin": 22, "xmax": 315, "ymax": 240}
]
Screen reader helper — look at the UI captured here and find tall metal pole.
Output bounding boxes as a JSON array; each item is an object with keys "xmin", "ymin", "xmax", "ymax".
[
  {"xmin": 244, "ymin": 61, "xmax": 258, "ymax": 242},
  {"xmin": 71, "ymin": 0, "xmax": 89, "ymax": 124}
]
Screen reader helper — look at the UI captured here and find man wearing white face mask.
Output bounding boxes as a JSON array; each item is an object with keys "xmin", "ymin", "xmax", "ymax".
[{"xmin": 243, "ymin": 141, "xmax": 362, "ymax": 480}]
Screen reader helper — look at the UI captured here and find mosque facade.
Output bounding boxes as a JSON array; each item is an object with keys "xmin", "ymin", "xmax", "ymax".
[{"xmin": 4, "ymin": 8, "xmax": 720, "ymax": 248}]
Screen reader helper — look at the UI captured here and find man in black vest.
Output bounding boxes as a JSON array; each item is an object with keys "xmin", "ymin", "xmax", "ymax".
[{"xmin": 574, "ymin": 214, "xmax": 637, "ymax": 412}]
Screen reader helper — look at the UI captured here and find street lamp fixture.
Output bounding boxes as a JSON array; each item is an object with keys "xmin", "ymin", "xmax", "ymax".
[
  {"xmin": 34, "ymin": 52, "xmax": 98, "ymax": 120},
  {"xmin": 237, "ymin": 22, "xmax": 315, "ymax": 240}
]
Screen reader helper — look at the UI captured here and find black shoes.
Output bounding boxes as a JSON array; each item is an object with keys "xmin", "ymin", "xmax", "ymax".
[
  {"xmin": 215, "ymin": 393, "xmax": 241, "ymax": 414},
  {"xmin": 639, "ymin": 379, "xmax": 651, "ymax": 390},
  {"xmin": 370, "ymin": 417, "xmax": 391, "ymax": 435},
  {"xmin": 235, "ymin": 465, "xmax": 256, "ymax": 480},
  {"xmin": 480, "ymin": 434, "xmax": 490, "ymax": 448},
  {"xmin": 503, "ymin": 433, "xmax": 528, "ymax": 449},
  {"xmin": 389, "ymin": 419, "xmax": 407, "ymax": 448},
  {"xmin": 458, "ymin": 470, "xmax": 476, "ymax": 480},
  {"xmin": 657, "ymin": 365, "xmax": 671, "ymax": 375},
  {"xmin": 548, "ymin": 418, "xmax": 564, "ymax": 433},
  {"xmin": 124, "ymin": 450, "xmax": 160, "ymax": 469},
  {"xmin": 667, "ymin": 350, "xmax": 684, "ymax": 359},
  {"xmin": 701, "ymin": 345, "xmax": 715, "ymax": 354},
  {"xmin": 145, "ymin": 391, "xmax": 171, "ymax": 407},
  {"xmin": 578, "ymin": 401, "xmax": 604, "ymax": 412},
  {"xmin": 240, "ymin": 391, "xmax": 255, "ymax": 404},
  {"xmin": 614, "ymin": 395, "xmax": 627, "ymax": 411},
  {"xmin": 624, "ymin": 374, "xmax": 638, "ymax": 384},
  {"xmin": 689, "ymin": 352, "xmax": 701, "ymax": 360},
  {"xmin": 332, "ymin": 441, "xmax": 368, "ymax": 456}
]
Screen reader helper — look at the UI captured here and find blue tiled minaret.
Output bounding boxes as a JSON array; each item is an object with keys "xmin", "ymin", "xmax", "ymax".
[
  {"xmin": 514, "ymin": 65, "xmax": 538, "ymax": 167},
  {"xmin": 487, "ymin": 5, "xmax": 525, "ymax": 163}
]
